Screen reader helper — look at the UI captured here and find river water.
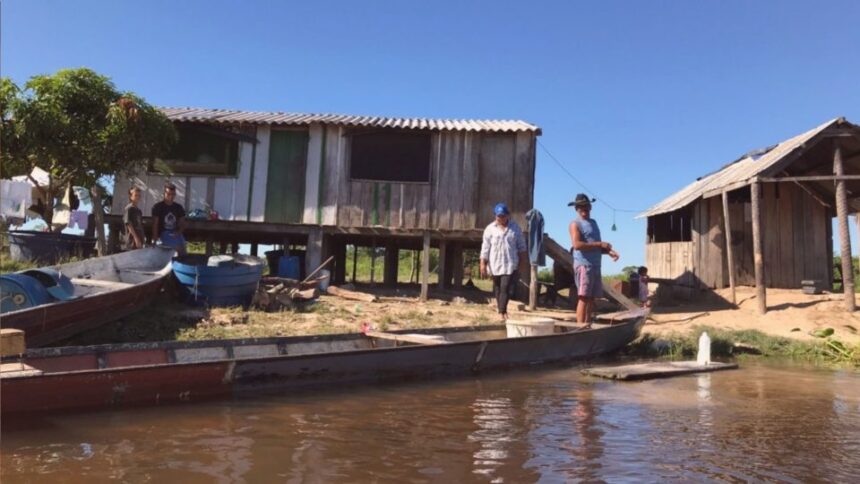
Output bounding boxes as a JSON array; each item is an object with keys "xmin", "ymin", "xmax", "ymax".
[{"xmin": 2, "ymin": 360, "xmax": 858, "ymax": 482}]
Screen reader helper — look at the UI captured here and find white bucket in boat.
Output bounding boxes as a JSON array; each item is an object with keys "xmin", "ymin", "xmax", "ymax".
[{"xmin": 505, "ymin": 318, "xmax": 556, "ymax": 338}]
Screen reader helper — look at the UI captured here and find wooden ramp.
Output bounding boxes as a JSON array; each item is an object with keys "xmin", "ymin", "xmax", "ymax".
[{"xmin": 582, "ymin": 361, "xmax": 738, "ymax": 381}]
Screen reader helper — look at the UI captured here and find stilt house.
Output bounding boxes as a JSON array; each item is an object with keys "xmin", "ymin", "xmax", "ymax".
[
  {"xmin": 110, "ymin": 106, "xmax": 541, "ymax": 294},
  {"xmin": 639, "ymin": 117, "xmax": 860, "ymax": 312}
]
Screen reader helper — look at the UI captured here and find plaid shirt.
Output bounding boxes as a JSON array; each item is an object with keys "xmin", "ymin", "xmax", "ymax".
[{"xmin": 480, "ymin": 221, "xmax": 526, "ymax": 276}]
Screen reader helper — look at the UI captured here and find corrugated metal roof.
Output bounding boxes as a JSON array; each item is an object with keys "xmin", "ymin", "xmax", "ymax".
[
  {"xmin": 638, "ymin": 118, "xmax": 843, "ymax": 218},
  {"xmin": 160, "ymin": 107, "xmax": 541, "ymax": 134}
]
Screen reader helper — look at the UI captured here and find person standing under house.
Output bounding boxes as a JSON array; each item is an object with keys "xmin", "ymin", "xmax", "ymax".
[
  {"xmin": 123, "ymin": 187, "xmax": 145, "ymax": 250},
  {"xmin": 480, "ymin": 203, "xmax": 528, "ymax": 321},
  {"xmin": 569, "ymin": 194, "xmax": 619, "ymax": 326},
  {"xmin": 152, "ymin": 182, "xmax": 187, "ymax": 256}
]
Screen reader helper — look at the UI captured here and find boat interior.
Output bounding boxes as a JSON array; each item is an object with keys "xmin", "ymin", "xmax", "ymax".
[{"xmin": 42, "ymin": 247, "xmax": 174, "ymax": 298}]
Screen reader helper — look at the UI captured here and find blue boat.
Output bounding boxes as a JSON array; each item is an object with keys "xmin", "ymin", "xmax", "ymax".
[{"xmin": 172, "ymin": 254, "xmax": 265, "ymax": 307}]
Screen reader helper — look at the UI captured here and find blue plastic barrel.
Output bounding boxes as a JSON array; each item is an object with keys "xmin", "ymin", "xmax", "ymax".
[
  {"xmin": 0, "ymin": 274, "xmax": 52, "ymax": 313},
  {"xmin": 278, "ymin": 256, "xmax": 301, "ymax": 279}
]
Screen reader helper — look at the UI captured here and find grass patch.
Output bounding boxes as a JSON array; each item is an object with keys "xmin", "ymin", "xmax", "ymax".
[{"xmin": 627, "ymin": 325, "xmax": 860, "ymax": 367}]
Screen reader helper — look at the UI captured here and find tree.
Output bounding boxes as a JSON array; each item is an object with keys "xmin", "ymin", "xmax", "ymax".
[{"xmin": 1, "ymin": 68, "xmax": 177, "ymax": 252}]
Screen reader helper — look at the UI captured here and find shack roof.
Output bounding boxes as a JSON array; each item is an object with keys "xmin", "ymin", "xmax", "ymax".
[
  {"xmin": 639, "ymin": 117, "xmax": 860, "ymax": 218},
  {"xmin": 160, "ymin": 106, "xmax": 541, "ymax": 135}
]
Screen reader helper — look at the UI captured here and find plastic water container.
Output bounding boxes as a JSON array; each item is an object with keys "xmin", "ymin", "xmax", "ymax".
[
  {"xmin": 697, "ymin": 332, "xmax": 711, "ymax": 366},
  {"xmin": 278, "ymin": 255, "xmax": 301, "ymax": 279},
  {"xmin": 319, "ymin": 269, "xmax": 331, "ymax": 292},
  {"xmin": 505, "ymin": 318, "xmax": 556, "ymax": 338}
]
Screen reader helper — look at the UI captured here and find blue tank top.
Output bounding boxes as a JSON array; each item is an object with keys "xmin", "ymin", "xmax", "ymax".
[{"xmin": 573, "ymin": 218, "xmax": 602, "ymax": 268}]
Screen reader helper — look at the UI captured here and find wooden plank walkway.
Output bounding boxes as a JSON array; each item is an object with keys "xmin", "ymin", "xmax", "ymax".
[{"xmin": 582, "ymin": 361, "xmax": 738, "ymax": 381}]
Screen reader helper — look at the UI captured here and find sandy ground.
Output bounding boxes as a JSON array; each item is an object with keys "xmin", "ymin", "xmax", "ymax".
[{"xmin": 645, "ymin": 286, "xmax": 860, "ymax": 344}]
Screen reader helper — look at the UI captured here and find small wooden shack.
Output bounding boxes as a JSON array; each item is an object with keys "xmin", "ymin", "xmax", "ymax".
[
  {"xmin": 640, "ymin": 117, "xmax": 860, "ymax": 313},
  {"xmin": 110, "ymin": 106, "xmax": 541, "ymax": 297}
]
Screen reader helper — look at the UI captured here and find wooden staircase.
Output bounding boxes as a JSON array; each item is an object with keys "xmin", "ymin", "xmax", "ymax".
[{"xmin": 543, "ymin": 235, "xmax": 640, "ymax": 311}]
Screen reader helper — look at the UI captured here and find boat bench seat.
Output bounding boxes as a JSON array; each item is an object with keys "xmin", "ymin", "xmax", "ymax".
[
  {"xmin": 70, "ymin": 278, "xmax": 135, "ymax": 289},
  {"xmin": 364, "ymin": 330, "xmax": 449, "ymax": 345},
  {"xmin": 0, "ymin": 362, "xmax": 43, "ymax": 378}
]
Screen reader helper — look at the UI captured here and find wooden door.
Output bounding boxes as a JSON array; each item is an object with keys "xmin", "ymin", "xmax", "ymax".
[{"xmin": 265, "ymin": 130, "xmax": 308, "ymax": 223}]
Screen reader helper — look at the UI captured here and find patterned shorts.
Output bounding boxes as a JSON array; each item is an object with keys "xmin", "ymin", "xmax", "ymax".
[{"xmin": 575, "ymin": 264, "xmax": 603, "ymax": 298}]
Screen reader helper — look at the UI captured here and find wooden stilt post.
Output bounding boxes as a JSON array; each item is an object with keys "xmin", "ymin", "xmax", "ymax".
[
  {"xmin": 421, "ymin": 231, "xmax": 431, "ymax": 301},
  {"xmin": 751, "ymin": 180, "xmax": 767, "ymax": 314},
  {"xmin": 306, "ymin": 228, "xmax": 323, "ymax": 282},
  {"xmin": 370, "ymin": 239, "xmax": 377, "ymax": 285},
  {"xmin": 333, "ymin": 240, "xmax": 347, "ymax": 285},
  {"xmin": 205, "ymin": 240, "xmax": 213, "ymax": 256},
  {"xmin": 834, "ymin": 143, "xmax": 856, "ymax": 311},
  {"xmin": 352, "ymin": 245, "xmax": 358, "ymax": 283},
  {"xmin": 722, "ymin": 190, "xmax": 737, "ymax": 305},
  {"xmin": 529, "ymin": 264, "xmax": 538, "ymax": 310},
  {"xmin": 451, "ymin": 243, "xmax": 464, "ymax": 289},
  {"xmin": 384, "ymin": 242, "xmax": 398, "ymax": 287},
  {"xmin": 250, "ymin": 243, "xmax": 258, "ymax": 257},
  {"xmin": 438, "ymin": 241, "xmax": 448, "ymax": 290}
]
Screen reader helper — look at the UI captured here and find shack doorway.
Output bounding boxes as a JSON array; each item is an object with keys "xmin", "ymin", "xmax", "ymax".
[{"xmin": 265, "ymin": 129, "xmax": 308, "ymax": 223}]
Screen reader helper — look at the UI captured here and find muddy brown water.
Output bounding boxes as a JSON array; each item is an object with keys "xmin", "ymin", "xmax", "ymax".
[{"xmin": 2, "ymin": 360, "xmax": 858, "ymax": 482}]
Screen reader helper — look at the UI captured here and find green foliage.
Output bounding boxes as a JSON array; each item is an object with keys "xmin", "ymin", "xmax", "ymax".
[
  {"xmin": 627, "ymin": 325, "xmax": 860, "ymax": 367},
  {"xmin": 621, "ymin": 265, "xmax": 639, "ymax": 278},
  {"xmin": 0, "ymin": 68, "xmax": 177, "ymax": 223},
  {"xmin": 537, "ymin": 268, "xmax": 553, "ymax": 283}
]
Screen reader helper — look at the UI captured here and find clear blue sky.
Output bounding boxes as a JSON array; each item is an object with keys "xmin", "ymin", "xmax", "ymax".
[{"xmin": 5, "ymin": 0, "xmax": 860, "ymax": 272}]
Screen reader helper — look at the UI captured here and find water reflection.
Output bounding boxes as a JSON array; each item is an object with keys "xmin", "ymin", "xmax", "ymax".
[{"xmin": 3, "ymin": 361, "xmax": 859, "ymax": 482}]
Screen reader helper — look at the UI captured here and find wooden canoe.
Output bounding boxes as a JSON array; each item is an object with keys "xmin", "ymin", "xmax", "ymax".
[
  {"xmin": 0, "ymin": 311, "xmax": 646, "ymax": 415},
  {"xmin": 0, "ymin": 247, "xmax": 175, "ymax": 347}
]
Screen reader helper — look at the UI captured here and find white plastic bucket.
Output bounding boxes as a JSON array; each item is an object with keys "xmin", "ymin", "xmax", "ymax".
[
  {"xmin": 505, "ymin": 318, "xmax": 556, "ymax": 338},
  {"xmin": 319, "ymin": 269, "xmax": 331, "ymax": 292}
]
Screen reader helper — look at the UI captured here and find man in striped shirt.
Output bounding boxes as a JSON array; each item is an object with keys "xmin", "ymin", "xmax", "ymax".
[{"xmin": 480, "ymin": 203, "xmax": 528, "ymax": 320}]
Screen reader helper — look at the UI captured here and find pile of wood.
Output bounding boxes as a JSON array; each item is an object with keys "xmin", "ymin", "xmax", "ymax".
[{"xmin": 252, "ymin": 277, "xmax": 322, "ymax": 311}]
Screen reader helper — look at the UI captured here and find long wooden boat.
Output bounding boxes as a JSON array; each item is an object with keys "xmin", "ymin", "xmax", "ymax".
[
  {"xmin": 0, "ymin": 310, "xmax": 646, "ymax": 415},
  {"xmin": 0, "ymin": 247, "xmax": 175, "ymax": 347}
]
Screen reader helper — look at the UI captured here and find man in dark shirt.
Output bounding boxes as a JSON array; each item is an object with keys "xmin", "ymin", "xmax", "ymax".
[
  {"xmin": 151, "ymin": 182, "xmax": 187, "ymax": 256},
  {"xmin": 123, "ymin": 186, "xmax": 145, "ymax": 250}
]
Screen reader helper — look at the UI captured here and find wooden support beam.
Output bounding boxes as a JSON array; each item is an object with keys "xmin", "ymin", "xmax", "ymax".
[
  {"xmin": 250, "ymin": 243, "xmax": 259, "ymax": 256},
  {"xmin": 438, "ymin": 241, "xmax": 448, "ymax": 290},
  {"xmin": 383, "ymin": 243, "xmax": 399, "ymax": 287},
  {"xmin": 722, "ymin": 191, "xmax": 737, "ymax": 305},
  {"xmin": 760, "ymin": 175, "xmax": 860, "ymax": 182},
  {"xmin": 751, "ymin": 181, "xmax": 767, "ymax": 314},
  {"xmin": 420, "ymin": 231, "xmax": 431, "ymax": 301},
  {"xmin": 205, "ymin": 240, "xmax": 214, "ymax": 256},
  {"xmin": 451, "ymin": 243, "xmax": 464, "ymax": 289},
  {"xmin": 834, "ymin": 144, "xmax": 856, "ymax": 311},
  {"xmin": 219, "ymin": 241, "xmax": 228, "ymax": 254}
]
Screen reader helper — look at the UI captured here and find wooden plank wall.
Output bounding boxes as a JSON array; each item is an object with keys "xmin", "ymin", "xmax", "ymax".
[
  {"xmin": 644, "ymin": 241, "xmax": 695, "ymax": 297},
  {"xmin": 323, "ymin": 130, "xmax": 536, "ymax": 230},
  {"xmin": 688, "ymin": 183, "xmax": 831, "ymax": 289}
]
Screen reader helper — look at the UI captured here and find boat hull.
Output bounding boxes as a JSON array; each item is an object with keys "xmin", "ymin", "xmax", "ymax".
[
  {"xmin": 1, "ymin": 317, "xmax": 644, "ymax": 415},
  {"xmin": 1, "ymin": 247, "xmax": 175, "ymax": 347}
]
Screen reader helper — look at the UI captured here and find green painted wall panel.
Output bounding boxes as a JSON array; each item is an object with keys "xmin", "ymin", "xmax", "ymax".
[{"xmin": 265, "ymin": 130, "xmax": 308, "ymax": 223}]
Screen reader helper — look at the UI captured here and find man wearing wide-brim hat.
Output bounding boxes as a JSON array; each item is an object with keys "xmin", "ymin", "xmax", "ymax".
[{"xmin": 568, "ymin": 194, "xmax": 619, "ymax": 326}]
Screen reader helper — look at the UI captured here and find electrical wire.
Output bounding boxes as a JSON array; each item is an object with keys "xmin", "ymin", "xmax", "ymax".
[{"xmin": 537, "ymin": 140, "xmax": 644, "ymax": 214}]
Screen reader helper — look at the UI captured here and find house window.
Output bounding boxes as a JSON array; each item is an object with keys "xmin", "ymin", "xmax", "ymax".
[
  {"xmin": 161, "ymin": 125, "xmax": 240, "ymax": 176},
  {"xmin": 349, "ymin": 130, "xmax": 431, "ymax": 182},
  {"xmin": 647, "ymin": 208, "xmax": 692, "ymax": 243}
]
